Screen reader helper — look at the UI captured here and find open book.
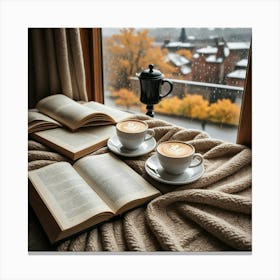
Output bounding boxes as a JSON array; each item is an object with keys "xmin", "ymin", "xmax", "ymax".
[
  {"xmin": 28, "ymin": 153, "xmax": 160, "ymax": 244},
  {"xmin": 28, "ymin": 94, "xmax": 132, "ymax": 133},
  {"xmin": 31, "ymin": 125, "xmax": 116, "ymax": 161}
]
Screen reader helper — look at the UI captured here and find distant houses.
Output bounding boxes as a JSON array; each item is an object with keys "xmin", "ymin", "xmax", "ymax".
[{"xmin": 162, "ymin": 28, "xmax": 250, "ymax": 88}]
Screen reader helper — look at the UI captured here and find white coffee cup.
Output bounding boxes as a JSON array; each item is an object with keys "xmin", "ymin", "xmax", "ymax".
[
  {"xmin": 156, "ymin": 141, "xmax": 203, "ymax": 175},
  {"xmin": 116, "ymin": 119, "xmax": 155, "ymax": 150}
]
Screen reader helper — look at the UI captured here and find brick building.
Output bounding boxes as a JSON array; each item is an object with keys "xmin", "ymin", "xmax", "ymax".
[
  {"xmin": 192, "ymin": 40, "xmax": 250, "ymax": 87},
  {"xmin": 161, "ymin": 29, "xmax": 250, "ymax": 88},
  {"xmin": 223, "ymin": 42, "xmax": 250, "ymax": 77},
  {"xmin": 225, "ymin": 58, "xmax": 248, "ymax": 87},
  {"xmin": 192, "ymin": 41, "xmax": 226, "ymax": 84}
]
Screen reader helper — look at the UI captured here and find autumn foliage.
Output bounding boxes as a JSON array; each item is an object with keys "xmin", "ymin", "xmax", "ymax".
[
  {"xmin": 153, "ymin": 96, "xmax": 182, "ymax": 115},
  {"xmin": 179, "ymin": 95, "xmax": 209, "ymax": 119},
  {"xmin": 112, "ymin": 89, "xmax": 240, "ymax": 126},
  {"xmin": 154, "ymin": 94, "xmax": 240, "ymax": 125},
  {"xmin": 111, "ymin": 89, "xmax": 140, "ymax": 109},
  {"xmin": 208, "ymin": 99, "xmax": 240, "ymax": 125},
  {"xmin": 103, "ymin": 28, "xmax": 176, "ymax": 91}
]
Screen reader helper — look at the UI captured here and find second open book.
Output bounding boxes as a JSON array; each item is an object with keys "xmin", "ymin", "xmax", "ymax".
[
  {"xmin": 28, "ymin": 94, "xmax": 132, "ymax": 133},
  {"xmin": 28, "ymin": 153, "xmax": 160, "ymax": 244}
]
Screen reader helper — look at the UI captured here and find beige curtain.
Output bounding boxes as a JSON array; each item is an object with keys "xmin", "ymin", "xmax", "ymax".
[{"xmin": 28, "ymin": 28, "xmax": 88, "ymax": 108}]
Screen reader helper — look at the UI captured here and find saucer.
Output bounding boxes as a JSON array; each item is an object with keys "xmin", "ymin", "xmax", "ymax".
[
  {"xmin": 145, "ymin": 155, "xmax": 204, "ymax": 185},
  {"xmin": 107, "ymin": 134, "xmax": 157, "ymax": 157}
]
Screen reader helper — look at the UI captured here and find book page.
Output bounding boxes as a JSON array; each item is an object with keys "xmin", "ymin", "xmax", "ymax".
[
  {"xmin": 28, "ymin": 110, "xmax": 60, "ymax": 124},
  {"xmin": 28, "ymin": 162, "xmax": 113, "ymax": 230},
  {"xmin": 84, "ymin": 101, "xmax": 133, "ymax": 123},
  {"xmin": 36, "ymin": 94, "xmax": 96, "ymax": 129},
  {"xmin": 28, "ymin": 110, "xmax": 62, "ymax": 133},
  {"xmin": 33, "ymin": 125, "xmax": 115, "ymax": 153},
  {"xmin": 74, "ymin": 153, "xmax": 160, "ymax": 213}
]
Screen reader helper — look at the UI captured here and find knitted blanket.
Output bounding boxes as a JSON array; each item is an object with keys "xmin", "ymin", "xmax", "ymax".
[{"xmin": 28, "ymin": 115, "xmax": 252, "ymax": 252}]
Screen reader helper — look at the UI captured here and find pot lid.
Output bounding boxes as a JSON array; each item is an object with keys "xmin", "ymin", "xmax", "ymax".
[{"xmin": 138, "ymin": 64, "xmax": 164, "ymax": 79}]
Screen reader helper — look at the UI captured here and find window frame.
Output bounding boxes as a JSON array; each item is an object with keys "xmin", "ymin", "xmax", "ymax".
[
  {"xmin": 237, "ymin": 43, "xmax": 252, "ymax": 148},
  {"xmin": 87, "ymin": 28, "xmax": 252, "ymax": 147},
  {"xmin": 80, "ymin": 28, "xmax": 104, "ymax": 103}
]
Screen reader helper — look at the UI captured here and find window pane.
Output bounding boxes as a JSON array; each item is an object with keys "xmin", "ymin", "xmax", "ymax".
[{"xmin": 102, "ymin": 28, "xmax": 251, "ymax": 143}]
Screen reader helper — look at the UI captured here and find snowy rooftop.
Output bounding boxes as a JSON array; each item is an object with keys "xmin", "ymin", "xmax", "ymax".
[
  {"xmin": 167, "ymin": 53, "xmax": 190, "ymax": 67},
  {"xmin": 227, "ymin": 69, "xmax": 247, "ymax": 79},
  {"xmin": 196, "ymin": 46, "xmax": 217, "ymax": 54},
  {"xmin": 195, "ymin": 47, "xmax": 229, "ymax": 58},
  {"xmin": 236, "ymin": 59, "xmax": 248, "ymax": 67},
  {"xmin": 206, "ymin": 55, "xmax": 223, "ymax": 63},
  {"xmin": 165, "ymin": 42, "xmax": 194, "ymax": 48},
  {"xmin": 180, "ymin": 65, "xmax": 192, "ymax": 75}
]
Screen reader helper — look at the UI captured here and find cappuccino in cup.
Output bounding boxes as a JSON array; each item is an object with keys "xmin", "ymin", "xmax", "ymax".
[
  {"xmin": 157, "ymin": 141, "xmax": 203, "ymax": 175},
  {"xmin": 157, "ymin": 142, "xmax": 193, "ymax": 158},
  {"xmin": 117, "ymin": 120, "xmax": 147, "ymax": 133},
  {"xmin": 116, "ymin": 119, "xmax": 155, "ymax": 150}
]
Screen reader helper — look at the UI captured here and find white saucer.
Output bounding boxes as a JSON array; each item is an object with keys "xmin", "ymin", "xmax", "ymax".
[
  {"xmin": 145, "ymin": 155, "xmax": 204, "ymax": 185},
  {"xmin": 107, "ymin": 134, "xmax": 157, "ymax": 157}
]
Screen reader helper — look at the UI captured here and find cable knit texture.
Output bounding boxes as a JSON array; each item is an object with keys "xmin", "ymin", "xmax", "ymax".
[{"xmin": 28, "ymin": 115, "xmax": 252, "ymax": 252}]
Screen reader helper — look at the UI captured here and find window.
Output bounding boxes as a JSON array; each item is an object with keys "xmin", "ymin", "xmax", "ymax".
[{"xmin": 100, "ymin": 28, "xmax": 252, "ymax": 144}]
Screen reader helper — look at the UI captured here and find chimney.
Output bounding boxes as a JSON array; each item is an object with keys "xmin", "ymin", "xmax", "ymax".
[
  {"xmin": 216, "ymin": 39, "xmax": 226, "ymax": 83},
  {"xmin": 216, "ymin": 40, "xmax": 225, "ymax": 60},
  {"xmin": 178, "ymin": 28, "xmax": 187, "ymax": 42}
]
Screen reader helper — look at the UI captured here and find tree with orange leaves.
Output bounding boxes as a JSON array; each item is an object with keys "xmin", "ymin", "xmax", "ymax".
[
  {"xmin": 154, "ymin": 94, "xmax": 209, "ymax": 120},
  {"xmin": 208, "ymin": 99, "xmax": 240, "ymax": 125},
  {"xmin": 113, "ymin": 88, "xmax": 140, "ymax": 110},
  {"xmin": 154, "ymin": 96, "xmax": 183, "ymax": 115},
  {"xmin": 103, "ymin": 28, "xmax": 176, "ymax": 91},
  {"xmin": 180, "ymin": 94, "xmax": 209, "ymax": 119}
]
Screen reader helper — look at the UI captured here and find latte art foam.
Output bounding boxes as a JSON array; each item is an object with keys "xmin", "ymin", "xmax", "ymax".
[
  {"xmin": 158, "ymin": 142, "xmax": 193, "ymax": 158},
  {"xmin": 117, "ymin": 121, "xmax": 147, "ymax": 133}
]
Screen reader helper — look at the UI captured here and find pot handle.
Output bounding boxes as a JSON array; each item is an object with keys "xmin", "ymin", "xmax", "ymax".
[{"xmin": 159, "ymin": 79, "xmax": 173, "ymax": 99}]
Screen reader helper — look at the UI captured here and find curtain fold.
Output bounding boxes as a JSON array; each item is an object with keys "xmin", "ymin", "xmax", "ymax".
[{"xmin": 28, "ymin": 28, "xmax": 88, "ymax": 108}]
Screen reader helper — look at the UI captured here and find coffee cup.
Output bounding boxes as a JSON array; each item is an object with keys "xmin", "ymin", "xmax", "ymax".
[
  {"xmin": 116, "ymin": 119, "xmax": 155, "ymax": 150},
  {"xmin": 156, "ymin": 141, "xmax": 203, "ymax": 175}
]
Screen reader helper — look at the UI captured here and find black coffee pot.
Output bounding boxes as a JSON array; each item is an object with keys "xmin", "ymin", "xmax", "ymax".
[{"xmin": 137, "ymin": 64, "xmax": 173, "ymax": 117}]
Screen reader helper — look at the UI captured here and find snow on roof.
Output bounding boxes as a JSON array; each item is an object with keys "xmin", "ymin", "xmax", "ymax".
[
  {"xmin": 236, "ymin": 59, "xmax": 248, "ymax": 67},
  {"xmin": 196, "ymin": 46, "xmax": 218, "ymax": 54},
  {"xmin": 167, "ymin": 53, "xmax": 190, "ymax": 67},
  {"xmin": 227, "ymin": 42, "xmax": 250, "ymax": 50},
  {"xmin": 165, "ymin": 42, "xmax": 194, "ymax": 48},
  {"xmin": 193, "ymin": 53, "xmax": 200, "ymax": 59},
  {"xmin": 205, "ymin": 55, "xmax": 223, "ymax": 63},
  {"xmin": 227, "ymin": 69, "xmax": 247, "ymax": 79},
  {"xmin": 180, "ymin": 65, "xmax": 192, "ymax": 75}
]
